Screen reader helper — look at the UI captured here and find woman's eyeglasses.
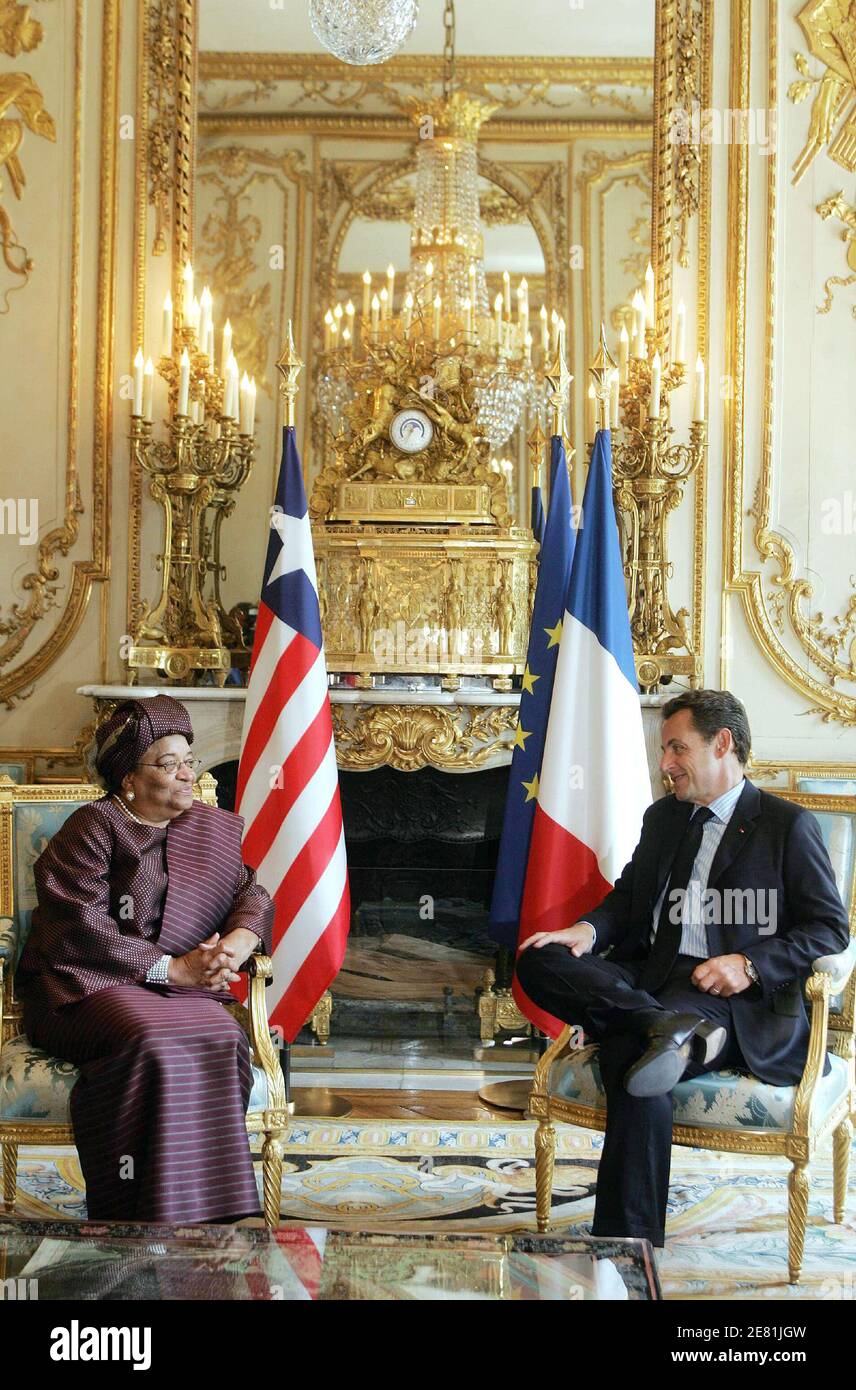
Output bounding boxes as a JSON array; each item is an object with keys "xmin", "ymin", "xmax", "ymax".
[{"xmin": 137, "ymin": 756, "xmax": 202, "ymax": 776}]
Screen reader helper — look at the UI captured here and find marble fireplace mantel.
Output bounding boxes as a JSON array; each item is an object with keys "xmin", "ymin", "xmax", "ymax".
[{"xmin": 77, "ymin": 684, "xmax": 670, "ymax": 793}]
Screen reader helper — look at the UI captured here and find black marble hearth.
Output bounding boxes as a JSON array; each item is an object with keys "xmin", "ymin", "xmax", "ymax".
[{"xmin": 210, "ymin": 760, "xmax": 511, "ymax": 1038}]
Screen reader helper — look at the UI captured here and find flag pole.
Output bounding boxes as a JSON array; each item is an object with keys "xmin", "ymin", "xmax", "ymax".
[{"xmin": 269, "ymin": 321, "xmax": 351, "ymax": 1120}]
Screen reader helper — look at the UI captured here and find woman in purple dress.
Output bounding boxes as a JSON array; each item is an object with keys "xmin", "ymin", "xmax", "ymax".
[{"xmin": 16, "ymin": 695, "xmax": 275, "ymax": 1225}]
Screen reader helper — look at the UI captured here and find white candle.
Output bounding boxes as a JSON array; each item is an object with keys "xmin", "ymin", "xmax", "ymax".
[
  {"xmin": 330, "ymin": 319, "xmax": 339, "ymax": 350},
  {"xmin": 362, "ymin": 270, "xmax": 371, "ymax": 322},
  {"xmin": 379, "ymin": 287, "xmax": 388, "ymax": 323},
  {"xmin": 346, "ymin": 299, "xmax": 355, "ymax": 340},
  {"xmin": 371, "ymin": 293, "xmax": 380, "ymax": 335},
  {"xmin": 674, "ymin": 299, "xmax": 687, "ymax": 365},
  {"xmin": 162, "ymin": 291, "xmax": 173, "ymax": 358},
  {"xmin": 619, "ymin": 324, "xmax": 630, "ymax": 384},
  {"xmin": 503, "ymin": 270, "xmax": 511, "ymax": 318},
  {"xmin": 182, "ymin": 262, "xmax": 194, "ymax": 322},
  {"xmin": 323, "ymin": 309, "xmax": 333, "ymax": 352},
  {"xmin": 342, "ymin": 326, "xmax": 352, "ymax": 355},
  {"xmin": 206, "ymin": 321, "xmax": 215, "ymax": 368},
  {"xmin": 650, "ymin": 350, "xmax": 662, "ymax": 419},
  {"xmin": 632, "ymin": 290, "xmax": 646, "ymax": 358},
  {"xmin": 132, "ymin": 349, "xmax": 144, "ymax": 415},
  {"xmin": 524, "ymin": 330, "xmax": 532, "ymax": 364},
  {"xmin": 644, "ymin": 261, "xmax": 655, "ymax": 324},
  {"xmin": 387, "ymin": 263, "xmax": 395, "ymax": 313},
  {"xmin": 239, "ymin": 371, "xmax": 250, "ymax": 434},
  {"xmin": 540, "ymin": 304, "xmax": 548, "ymax": 353},
  {"xmin": 494, "ymin": 292, "xmax": 503, "ymax": 344},
  {"xmin": 247, "ymin": 377, "xmax": 256, "ymax": 435},
  {"xmin": 230, "ymin": 355, "xmax": 240, "ymax": 420},
  {"xmin": 221, "ymin": 319, "xmax": 232, "ymax": 376},
  {"xmin": 610, "ymin": 370, "xmax": 620, "ymax": 429},
  {"xmin": 199, "ymin": 285, "xmax": 212, "ymax": 346},
  {"xmin": 142, "ymin": 357, "xmax": 154, "ymax": 422},
  {"xmin": 334, "ymin": 301, "xmax": 343, "ymax": 329},
  {"xmin": 433, "ymin": 293, "xmax": 442, "ymax": 341},
  {"xmin": 693, "ymin": 354, "xmax": 705, "ymax": 422},
  {"xmin": 403, "ymin": 291, "xmax": 413, "ymax": 334},
  {"xmin": 587, "ymin": 383, "xmax": 597, "ymax": 444},
  {"xmin": 550, "ymin": 308, "xmax": 559, "ymax": 355},
  {"xmin": 177, "ymin": 347, "xmax": 190, "ymax": 415}
]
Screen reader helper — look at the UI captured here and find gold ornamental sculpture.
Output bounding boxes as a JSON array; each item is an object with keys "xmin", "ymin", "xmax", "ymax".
[
  {"xmin": 127, "ymin": 266, "xmax": 258, "ymax": 684},
  {"xmin": 588, "ymin": 264, "xmax": 707, "ymax": 692}
]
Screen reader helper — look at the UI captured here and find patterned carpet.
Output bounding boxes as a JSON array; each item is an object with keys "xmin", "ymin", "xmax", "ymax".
[{"xmin": 9, "ymin": 1122, "xmax": 856, "ymax": 1300}]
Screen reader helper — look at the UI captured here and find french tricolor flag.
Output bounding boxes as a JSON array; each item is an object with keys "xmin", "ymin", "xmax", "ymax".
[{"xmin": 513, "ymin": 428, "xmax": 651, "ymax": 1034}]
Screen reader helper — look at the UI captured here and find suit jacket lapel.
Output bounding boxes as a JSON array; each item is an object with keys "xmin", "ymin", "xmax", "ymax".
[
  {"xmin": 706, "ymin": 778, "xmax": 761, "ymax": 889},
  {"xmin": 652, "ymin": 796, "xmax": 694, "ymax": 904}
]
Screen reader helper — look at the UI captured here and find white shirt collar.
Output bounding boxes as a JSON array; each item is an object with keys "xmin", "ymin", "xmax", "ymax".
[{"xmin": 693, "ymin": 778, "xmax": 745, "ymax": 825}]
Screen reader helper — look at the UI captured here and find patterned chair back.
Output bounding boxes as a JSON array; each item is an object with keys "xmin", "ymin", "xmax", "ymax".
[
  {"xmin": 0, "ymin": 784, "xmax": 102, "ymax": 971},
  {"xmin": 777, "ymin": 791, "xmax": 856, "ymax": 1044}
]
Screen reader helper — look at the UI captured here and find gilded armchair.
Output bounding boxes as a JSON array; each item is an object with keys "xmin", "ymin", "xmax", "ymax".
[
  {"xmin": 529, "ymin": 790, "xmax": 856, "ymax": 1284},
  {"xmin": 0, "ymin": 776, "xmax": 289, "ymax": 1228}
]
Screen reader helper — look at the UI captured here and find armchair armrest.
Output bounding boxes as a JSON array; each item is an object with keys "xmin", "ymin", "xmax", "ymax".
[
  {"xmin": 0, "ymin": 915, "xmax": 18, "ymax": 968},
  {"xmin": 811, "ymin": 939, "xmax": 856, "ymax": 996},
  {"xmin": 531, "ymin": 1024, "xmax": 576, "ymax": 1100},
  {"xmin": 245, "ymin": 954, "xmax": 287, "ymax": 1116}
]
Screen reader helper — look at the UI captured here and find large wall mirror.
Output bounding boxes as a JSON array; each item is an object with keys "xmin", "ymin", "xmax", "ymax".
[{"xmin": 191, "ymin": 0, "xmax": 656, "ymax": 607}]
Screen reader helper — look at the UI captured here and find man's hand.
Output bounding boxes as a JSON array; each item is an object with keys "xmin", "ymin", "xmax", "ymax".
[
  {"xmin": 518, "ymin": 923, "xmax": 596, "ymax": 958},
  {"xmin": 691, "ymin": 954, "xmax": 753, "ymax": 998},
  {"xmin": 168, "ymin": 932, "xmax": 242, "ymax": 991}
]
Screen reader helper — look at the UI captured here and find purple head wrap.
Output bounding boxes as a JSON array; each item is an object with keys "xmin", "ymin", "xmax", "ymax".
[{"xmin": 94, "ymin": 696, "xmax": 194, "ymax": 791}]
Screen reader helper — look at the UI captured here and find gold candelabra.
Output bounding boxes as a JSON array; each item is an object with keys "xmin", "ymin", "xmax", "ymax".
[
  {"xmin": 127, "ymin": 279, "xmax": 260, "ymax": 686},
  {"xmin": 588, "ymin": 298, "xmax": 707, "ymax": 693}
]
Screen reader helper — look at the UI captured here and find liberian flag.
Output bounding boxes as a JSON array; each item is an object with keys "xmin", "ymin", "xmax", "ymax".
[
  {"xmin": 513, "ymin": 428, "xmax": 651, "ymax": 1034},
  {"xmin": 488, "ymin": 435, "xmax": 575, "ymax": 947},
  {"xmin": 235, "ymin": 426, "xmax": 350, "ymax": 1041}
]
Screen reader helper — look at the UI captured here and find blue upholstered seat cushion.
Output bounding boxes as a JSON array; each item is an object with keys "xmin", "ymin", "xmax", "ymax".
[
  {"xmin": 0, "ymin": 1035, "xmax": 273, "ymax": 1124},
  {"xmin": 548, "ymin": 1043, "xmax": 850, "ymax": 1132}
]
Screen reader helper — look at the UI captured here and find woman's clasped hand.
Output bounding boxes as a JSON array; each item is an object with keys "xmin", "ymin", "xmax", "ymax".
[{"xmin": 168, "ymin": 928, "xmax": 259, "ymax": 990}]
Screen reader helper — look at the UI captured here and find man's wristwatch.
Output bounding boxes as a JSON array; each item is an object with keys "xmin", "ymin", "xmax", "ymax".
[{"xmin": 742, "ymin": 955, "xmax": 760, "ymax": 986}]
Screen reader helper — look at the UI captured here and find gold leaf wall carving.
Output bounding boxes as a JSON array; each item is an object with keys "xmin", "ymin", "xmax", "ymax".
[
  {"xmin": 0, "ymin": 0, "xmax": 116, "ymax": 712},
  {"xmin": 724, "ymin": 0, "xmax": 856, "ymax": 730},
  {"xmin": 0, "ymin": 0, "xmax": 56, "ymax": 309}
]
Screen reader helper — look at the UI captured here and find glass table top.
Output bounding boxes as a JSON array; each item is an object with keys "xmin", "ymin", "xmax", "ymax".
[{"xmin": 0, "ymin": 1218, "xmax": 659, "ymax": 1301}]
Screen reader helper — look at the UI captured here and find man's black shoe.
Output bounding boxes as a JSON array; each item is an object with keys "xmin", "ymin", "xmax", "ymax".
[{"xmin": 623, "ymin": 1011, "xmax": 727, "ymax": 1098}]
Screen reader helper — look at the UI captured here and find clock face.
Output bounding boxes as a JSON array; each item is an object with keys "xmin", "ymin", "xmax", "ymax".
[{"xmin": 389, "ymin": 408, "xmax": 434, "ymax": 454}]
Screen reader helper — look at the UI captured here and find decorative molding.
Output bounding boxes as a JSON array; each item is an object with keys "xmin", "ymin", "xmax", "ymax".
[
  {"xmin": 198, "ymin": 51, "xmax": 655, "ymax": 92},
  {"xmin": 673, "ymin": 0, "xmax": 703, "ymax": 268},
  {"xmin": 724, "ymin": 0, "xmax": 856, "ymax": 727},
  {"xmin": 331, "ymin": 703, "xmax": 518, "ymax": 773},
  {"xmin": 145, "ymin": 0, "xmax": 176, "ymax": 257},
  {"xmin": 197, "ymin": 111, "xmax": 653, "ymax": 141},
  {"xmin": 0, "ymin": 0, "xmax": 114, "ymax": 710}
]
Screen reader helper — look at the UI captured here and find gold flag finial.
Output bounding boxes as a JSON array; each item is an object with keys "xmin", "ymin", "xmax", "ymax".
[
  {"xmin": 275, "ymin": 320, "xmax": 303, "ymax": 427},
  {"xmin": 590, "ymin": 322, "xmax": 617, "ymax": 432},
  {"xmin": 545, "ymin": 320, "xmax": 573, "ymax": 439}
]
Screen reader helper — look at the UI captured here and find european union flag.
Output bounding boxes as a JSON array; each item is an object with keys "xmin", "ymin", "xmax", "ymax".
[{"xmin": 488, "ymin": 434, "xmax": 576, "ymax": 947}]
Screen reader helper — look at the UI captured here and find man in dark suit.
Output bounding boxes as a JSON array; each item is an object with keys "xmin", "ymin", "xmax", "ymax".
[{"xmin": 515, "ymin": 688, "xmax": 850, "ymax": 1248}]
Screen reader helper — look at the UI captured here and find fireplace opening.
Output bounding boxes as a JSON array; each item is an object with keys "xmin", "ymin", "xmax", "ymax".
[{"xmin": 209, "ymin": 760, "xmax": 510, "ymax": 1039}]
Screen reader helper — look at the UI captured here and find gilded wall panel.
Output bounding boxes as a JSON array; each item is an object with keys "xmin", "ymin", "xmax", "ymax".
[
  {"xmin": 724, "ymin": 0, "xmax": 856, "ymax": 738},
  {"xmin": 0, "ymin": 0, "xmax": 117, "ymax": 724}
]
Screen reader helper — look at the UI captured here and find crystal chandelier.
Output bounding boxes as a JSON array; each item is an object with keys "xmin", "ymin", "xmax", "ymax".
[
  {"xmin": 309, "ymin": 0, "xmax": 419, "ymax": 67},
  {"xmin": 317, "ymin": 6, "xmax": 563, "ymax": 451}
]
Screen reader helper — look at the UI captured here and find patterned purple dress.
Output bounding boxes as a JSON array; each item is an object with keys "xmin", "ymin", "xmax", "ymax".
[{"xmin": 16, "ymin": 797, "xmax": 274, "ymax": 1224}]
